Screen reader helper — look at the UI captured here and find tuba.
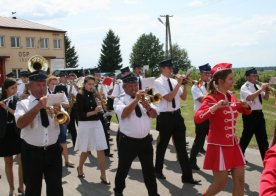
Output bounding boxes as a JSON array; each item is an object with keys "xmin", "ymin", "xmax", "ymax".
[{"xmin": 27, "ymin": 55, "xmax": 48, "ymax": 72}]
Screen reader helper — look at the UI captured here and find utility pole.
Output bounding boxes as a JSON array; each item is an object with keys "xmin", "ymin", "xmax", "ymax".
[{"xmin": 158, "ymin": 15, "xmax": 173, "ymax": 59}]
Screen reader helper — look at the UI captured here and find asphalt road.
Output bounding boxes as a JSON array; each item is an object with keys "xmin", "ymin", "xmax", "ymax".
[{"xmin": 0, "ymin": 123, "xmax": 263, "ymax": 196}]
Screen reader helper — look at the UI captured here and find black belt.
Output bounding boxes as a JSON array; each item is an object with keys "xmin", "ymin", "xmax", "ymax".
[
  {"xmin": 23, "ymin": 140, "xmax": 58, "ymax": 151},
  {"xmin": 160, "ymin": 109, "xmax": 181, "ymax": 115},
  {"xmin": 252, "ymin": 110, "xmax": 263, "ymax": 113},
  {"xmin": 119, "ymin": 132, "xmax": 151, "ymax": 142}
]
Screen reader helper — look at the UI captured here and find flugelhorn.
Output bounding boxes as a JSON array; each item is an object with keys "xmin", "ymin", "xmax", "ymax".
[
  {"xmin": 140, "ymin": 93, "xmax": 162, "ymax": 104},
  {"xmin": 45, "ymin": 106, "xmax": 70, "ymax": 125}
]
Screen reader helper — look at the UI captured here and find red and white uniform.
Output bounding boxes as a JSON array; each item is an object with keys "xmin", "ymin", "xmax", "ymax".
[
  {"xmin": 260, "ymin": 144, "xmax": 276, "ymax": 196},
  {"xmin": 194, "ymin": 91, "xmax": 252, "ymax": 170}
]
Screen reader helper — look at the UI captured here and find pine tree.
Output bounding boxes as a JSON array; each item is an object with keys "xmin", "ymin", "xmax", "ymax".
[
  {"xmin": 65, "ymin": 33, "xmax": 79, "ymax": 68},
  {"xmin": 98, "ymin": 30, "xmax": 123, "ymax": 72}
]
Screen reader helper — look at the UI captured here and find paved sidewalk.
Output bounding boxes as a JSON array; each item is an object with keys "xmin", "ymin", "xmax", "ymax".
[{"xmin": 0, "ymin": 123, "xmax": 263, "ymax": 195}]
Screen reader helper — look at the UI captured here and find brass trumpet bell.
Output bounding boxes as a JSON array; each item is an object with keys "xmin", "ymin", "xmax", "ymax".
[
  {"xmin": 45, "ymin": 107, "xmax": 70, "ymax": 125},
  {"xmin": 28, "ymin": 55, "xmax": 48, "ymax": 72},
  {"xmin": 141, "ymin": 93, "xmax": 162, "ymax": 104},
  {"xmin": 55, "ymin": 111, "xmax": 70, "ymax": 125}
]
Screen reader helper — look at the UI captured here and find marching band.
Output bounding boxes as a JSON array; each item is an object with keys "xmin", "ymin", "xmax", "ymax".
[{"xmin": 0, "ymin": 55, "xmax": 275, "ymax": 196}]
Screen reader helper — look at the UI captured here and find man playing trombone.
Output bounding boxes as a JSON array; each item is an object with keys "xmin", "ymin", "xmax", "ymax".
[{"xmin": 240, "ymin": 67, "xmax": 270, "ymax": 161}]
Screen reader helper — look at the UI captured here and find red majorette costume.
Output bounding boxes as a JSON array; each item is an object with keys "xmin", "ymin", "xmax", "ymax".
[{"xmin": 194, "ymin": 63, "xmax": 252, "ymax": 171}]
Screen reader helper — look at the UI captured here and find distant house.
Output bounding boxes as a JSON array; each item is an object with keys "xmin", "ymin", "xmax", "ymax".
[{"xmin": 0, "ymin": 16, "xmax": 66, "ymax": 85}]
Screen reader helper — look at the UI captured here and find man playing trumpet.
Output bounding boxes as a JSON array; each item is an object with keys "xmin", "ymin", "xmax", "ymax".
[
  {"xmin": 113, "ymin": 73, "xmax": 159, "ymax": 196},
  {"xmin": 15, "ymin": 70, "xmax": 65, "ymax": 196},
  {"xmin": 240, "ymin": 67, "xmax": 270, "ymax": 161},
  {"xmin": 154, "ymin": 59, "xmax": 200, "ymax": 184}
]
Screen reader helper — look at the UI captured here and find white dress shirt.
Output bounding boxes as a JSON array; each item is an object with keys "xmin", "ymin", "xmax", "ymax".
[
  {"xmin": 66, "ymin": 83, "xmax": 78, "ymax": 97},
  {"xmin": 17, "ymin": 79, "xmax": 26, "ymax": 97},
  {"xmin": 114, "ymin": 94, "xmax": 153, "ymax": 138},
  {"xmin": 240, "ymin": 81, "xmax": 265, "ymax": 110},
  {"xmin": 111, "ymin": 79, "xmax": 125, "ymax": 98},
  {"xmin": 154, "ymin": 74, "xmax": 183, "ymax": 112},
  {"xmin": 14, "ymin": 95, "xmax": 60, "ymax": 147},
  {"xmin": 191, "ymin": 82, "xmax": 207, "ymax": 112}
]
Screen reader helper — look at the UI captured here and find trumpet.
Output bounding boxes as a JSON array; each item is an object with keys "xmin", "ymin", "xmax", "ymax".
[
  {"xmin": 256, "ymin": 80, "xmax": 276, "ymax": 94},
  {"xmin": 45, "ymin": 106, "xmax": 70, "ymax": 125},
  {"xmin": 140, "ymin": 93, "xmax": 162, "ymax": 104}
]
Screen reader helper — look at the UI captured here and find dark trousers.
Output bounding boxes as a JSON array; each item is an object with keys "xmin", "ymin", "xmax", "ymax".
[
  {"xmin": 190, "ymin": 120, "xmax": 209, "ymax": 163},
  {"xmin": 114, "ymin": 133, "xmax": 159, "ymax": 196},
  {"xmin": 21, "ymin": 141, "xmax": 63, "ymax": 196},
  {"xmin": 240, "ymin": 110, "xmax": 269, "ymax": 160},
  {"xmin": 68, "ymin": 107, "xmax": 77, "ymax": 147},
  {"xmin": 155, "ymin": 110, "xmax": 193, "ymax": 181}
]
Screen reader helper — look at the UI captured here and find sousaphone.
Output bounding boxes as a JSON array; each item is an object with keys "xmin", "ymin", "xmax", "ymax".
[{"xmin": 27, "ymin": 55, "xmax": 48, "ymax": 72}]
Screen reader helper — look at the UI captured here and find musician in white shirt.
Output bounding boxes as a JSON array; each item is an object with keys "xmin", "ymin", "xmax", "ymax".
[
  {"xmin": 189, "ymin": 63, "xmax": 211, "ymax": 170},
  {"xmin": 15, "ymin": 70, "xmax": 64, "ymax": 196},
  {"xmin": 113, "ymin": 73, "xmax": 159, "ymax": 196},
  {"xmin": 240, "ymin": 67, "xmax": 270, "ymax": 161}
]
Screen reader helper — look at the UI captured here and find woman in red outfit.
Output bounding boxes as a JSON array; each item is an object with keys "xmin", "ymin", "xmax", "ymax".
[{"xmin": 194, "ymin": 63, "xmax": 252, "ymax": 196}]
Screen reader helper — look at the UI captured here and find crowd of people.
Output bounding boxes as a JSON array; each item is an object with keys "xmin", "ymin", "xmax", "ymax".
[{"xmin": 0, "ymin": 59, "xmax": 275, "ymax": 196}]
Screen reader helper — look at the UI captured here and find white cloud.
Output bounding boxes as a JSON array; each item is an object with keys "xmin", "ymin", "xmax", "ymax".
[
  {"xmin": 188, "ymin": 0, "xmax": 205, "ymax": 7},
  {"xmin": 0, "ymin": 0, "xmax": 110, "ymax": 18}
]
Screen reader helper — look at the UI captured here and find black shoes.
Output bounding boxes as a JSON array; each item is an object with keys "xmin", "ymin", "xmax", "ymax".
[
  {"xmin": 199, "ymin": 148, "xmax": 206, "ymax": 154},
  {"xmin": 182, "ymin": 178, "xmax": 201, "ymax": 185},
  {"xmin": 155, "ymin": 172, "xmax": 166, "ymax": 180},
  {"xmin": 191, "ymin": 163, "xmax": 200, "ymax": 170},
  {"xmin": 77, "ymin": 167, "xmax": 85, "ymax": 178},
  {"xmin": 100, "ymin": 176, "xmax": 111, "ymax": 185},
  {"xmin": 105, "ymin": 153, "xmax": 113, "ymax": 157}
]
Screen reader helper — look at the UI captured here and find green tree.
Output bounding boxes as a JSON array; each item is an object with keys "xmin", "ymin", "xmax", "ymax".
[
  {"xmin": 65, "ymin": 33, "xmax": 79, "ymax": 68},
  {"xmin": 170, "ymin": 43, "xmax": 191, "ymax": 74},
  {"xmin": 130, "ymin": 33, "xmax": 164, "ymax": 76},
  {"xmin": 98, "ymin": 30, "xmax": 123, "ymax": 72}
]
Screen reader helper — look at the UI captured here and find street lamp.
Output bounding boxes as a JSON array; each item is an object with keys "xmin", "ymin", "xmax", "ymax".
[{"xmin": 158, "ymin": 15, "xmax": 173, "ymax": 59}]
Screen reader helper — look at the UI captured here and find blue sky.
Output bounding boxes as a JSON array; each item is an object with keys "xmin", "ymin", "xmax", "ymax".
[{"xmin": 2, "ymin": 0, "xmax": 276, "ymax": 69}]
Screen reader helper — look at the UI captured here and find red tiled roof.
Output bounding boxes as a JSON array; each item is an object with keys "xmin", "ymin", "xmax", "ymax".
[{"xmin": 0, "ymin": 16, "xmax": 66, "ymax": 32}]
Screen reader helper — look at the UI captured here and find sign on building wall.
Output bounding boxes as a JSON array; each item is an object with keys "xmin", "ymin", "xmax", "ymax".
[{"xmin": 50, "ymin": 59, "xmax": 65, "ymax": 73}]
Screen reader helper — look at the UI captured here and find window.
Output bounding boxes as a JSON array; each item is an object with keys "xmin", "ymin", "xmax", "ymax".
[
  {"xmin": 12, "ymin": 69, "xmax": 21, "ymax": 78},
  {"xmin": 40, "ymin": 38, "xmax": 48, "ymax": 48},
  {"xmin": 11, "ymin": 36, "xmax": 20, "ymax": 48},
  {"xmin": 26, "ymin": 37, "xmax": 35, "ymax": 48},
  {"xmin": 0, "ymin": 36, "xmax": 4, "ymax": 47},
  {"xmin": 53, "ymin": 39, "xmax": 61, "ymax": 49}
]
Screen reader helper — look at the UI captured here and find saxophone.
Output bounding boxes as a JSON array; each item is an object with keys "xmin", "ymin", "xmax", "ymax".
[{"xmin": 67, "ymin": 81, "xmax": 76, "ymax": 114}]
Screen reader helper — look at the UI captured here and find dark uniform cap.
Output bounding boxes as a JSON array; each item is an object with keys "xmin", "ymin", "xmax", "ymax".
[
  {"xmin": 29, "ymin": 70, "xmax": 47, "ymax": 81},
  {"xmin": 6, "ymin": 72, "xmax": 15, "ymax": 78},
  {"xmin": 132, "ymin": 64, "xmax": 142, "ymax": 68},
  {"xmin": 159, "ymin": 59, "xmax": 173, "ymax": 67},
  {"xmin": 199, "ymin": 63, "xmax": 211, "ymax": 72},
  {"xmin": 20, "ymin": 71, "xmax": 30, "ymax": 77},
  {"xmin": 59, "ymin": 72, "xmax": 67, "ymax": 77},
  {"xmin": 91, "ymin": 67, "xmax": 101, "ymax": 74},
  {"xmin": 120, "ymin": 66, "xmax": 130, "ymax": 74},
  {"xmin": 121, "ymin": 73, "xmax": 138, "ymax": 84},
  {"xmin": 245, "ymin": 67, "xmax": 258, "ymax": 76}
]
